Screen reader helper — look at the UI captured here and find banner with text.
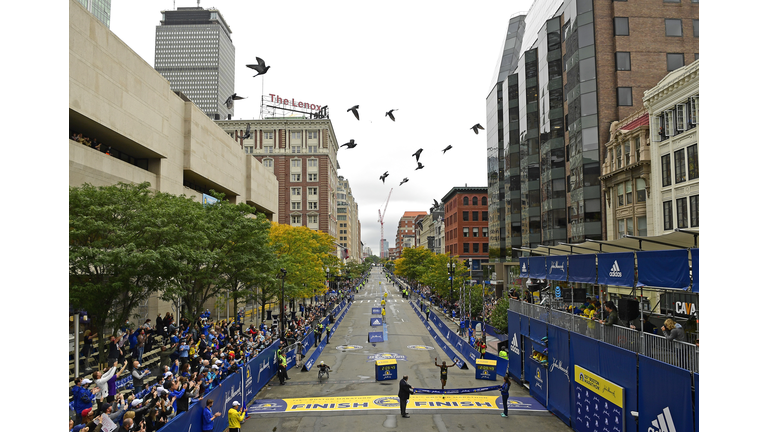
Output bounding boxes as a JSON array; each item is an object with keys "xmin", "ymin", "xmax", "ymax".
[
  {"xmin": 638, "ymin": 355, "xmax": 694, "ymax": 432},
  {"xmin": 546, "ymin": 324, "xmax": 571, "ymax": 425}
]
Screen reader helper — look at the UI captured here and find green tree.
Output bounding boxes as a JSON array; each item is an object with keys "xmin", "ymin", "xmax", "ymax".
[
  {"xmin": 269, "ymin": 223, "xmax": 336, "ymax": 304},
  {"xmin": 489, "ymin": 300, "xmax": 509, "ymax": 334},
  {"xmin": 70, "ymin": 182, "xmax": 185, "ymax": 364},
  {"xmin": 394, "ymin": 246, "xmax": 433, "ymax": 282}
]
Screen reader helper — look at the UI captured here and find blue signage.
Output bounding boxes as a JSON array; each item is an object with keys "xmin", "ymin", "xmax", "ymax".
[
  {"xmin": 555, "ymin": 286, "xmax": 561, "ymax": 298},
  {"xmin": 368, "ymin": 332, "xmax": 384, "ymax": 343},
  {"xmin": 375, "ymin": 360, "xmax": 398, "ymax": 381},
  {"xmin": 372, "ymin": 307, "xmax": 381, "ymax": 314},
  {"xmin": 370, "ymin": 318, "xmax": 383, "ymax": 326}
]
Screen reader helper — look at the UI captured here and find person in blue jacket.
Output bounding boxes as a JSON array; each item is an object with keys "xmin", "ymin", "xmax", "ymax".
[
  {"xmin": 72, "ymin": 377, "xmax": 98, "ymax": 424},
  {"xmin": 500, "ymin": 374, "xmax": 511, "ymax": 417},
  {"xmin": 201, "ymin": 398, "xmax": 221, "ymax": 432}
]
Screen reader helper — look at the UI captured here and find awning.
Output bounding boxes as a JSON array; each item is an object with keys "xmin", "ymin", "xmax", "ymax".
[
  {"xmin": 691, "ymin": 248, "xmax": 699, "ymax": 293},
  {"xmin": 636, "ymin": 249, "xmax": 690, "ymax": 289},
  {"xmin": 523, "ymin": 229, "xmax": 699, "ymax": 256},
  {"xmin": 545, "ymin": 256, "xmax": 568, "ymax": 281}
]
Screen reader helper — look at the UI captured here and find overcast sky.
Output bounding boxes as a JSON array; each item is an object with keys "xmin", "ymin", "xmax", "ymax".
[{"xmin": 109, "ymin": 0, "xmax": 534, "ymax": 255}]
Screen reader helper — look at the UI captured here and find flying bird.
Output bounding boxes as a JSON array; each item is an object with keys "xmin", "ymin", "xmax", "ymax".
[
  {"xmin": 242, "ymin": 123, "xmax": 251, "ymax": 140},
  {"xmin": 471, "ymin": 123, "xmax": 485, "ymax": 134},
  {"xmin": 415, "ymin": 162, "xmax": 425, "ymax": 171},
  {"xmin": 385, "ymin": 109, "xmax": 397, "ymax": 121},
  {"xmin": 379, "ymin": 171, "xmax": 389, "ymax": 183},
  {"xmin": 225, "ymin": 93, "xmax": 246, "ymax": 110},
  {"xmin": 399, "ymin": 178, "xmax": 409, "ymax": 186},
  {"xmin": 347, "ymin": 105, "xmax": 360, "ymax": 120},
  {"xmin": 432, "ymin": 199, "xmax": 440, "ymax": 209},
  {"xmin": 412, "ymin": 148, "xmax": 423, "ymax": 162},
  {"xmin": 340, "ymin": 139, "xmax": 357, "ymax": 149},
  {"xmin": 442, "ymin": 145, "xmax": 453, "ymax": 154},
  {"xmin": 246, "ymin": 57, "xmax": 270, "ymax": 77}
]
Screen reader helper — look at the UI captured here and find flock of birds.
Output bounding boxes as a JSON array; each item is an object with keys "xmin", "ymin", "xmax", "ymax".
[{"xmin": 232, "ymin": 57, "xmax": 486, "ymax": 191}]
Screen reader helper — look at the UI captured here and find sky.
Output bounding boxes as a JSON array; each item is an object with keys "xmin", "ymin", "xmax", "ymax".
[{"xmin": 109, "ymin": 0, "xmax": 534, "ymax": 255}]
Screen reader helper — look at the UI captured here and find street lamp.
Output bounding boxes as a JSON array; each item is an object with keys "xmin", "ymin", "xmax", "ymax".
[
  {"xmin": 277, "ymin": 268, "xmax": 287, "ymax": 341},
  {"xmin": 325, "ymin": 267, "xmax": 330, "ymax": 305},
  {"xmin": 447, "ymin": 257, "xmax": 456, "ymax": 305}
]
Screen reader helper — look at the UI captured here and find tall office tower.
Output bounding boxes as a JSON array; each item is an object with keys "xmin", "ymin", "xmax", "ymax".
[
  {"xmin": 381, "ymin": 239, "xmax": 389, "ymax": 259},
  {"xmin": 485, "ymin": 0, "xmax": 698, "ymax": 291},
  {"xmin": 337, "ymin": 176, "xmax": 361, "ymax": 263},
  {"xmin": 154, "ymin": 7, "xmax": 235, "ymax": 120},
  {"xmin": 77, "ymin": 0, "xmax": 111, "ymax": 28}
]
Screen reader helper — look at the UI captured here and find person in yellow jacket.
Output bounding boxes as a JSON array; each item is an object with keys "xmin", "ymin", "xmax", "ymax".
[{"xmin": 228, "ymin": 400, "xmax": 246, "ymax": 432}]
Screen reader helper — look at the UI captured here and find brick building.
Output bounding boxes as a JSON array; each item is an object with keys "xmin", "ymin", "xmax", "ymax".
[
  {"xmin": 442, "ymin": 187, "xmax": 488, "ymax": 282},
  {"xmin": 394, "ymin": 211, "xmax": 427, "ymax": 259},
  {"xmin": 215, "ymin": 118, "xmax": 340, "ymax": 239}
]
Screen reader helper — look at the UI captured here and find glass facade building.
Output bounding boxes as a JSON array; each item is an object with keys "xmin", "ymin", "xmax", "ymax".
[
  {"xmin": 154, "ymin": 7, "xmax": 235, "ymax": 121},
  {"xmin": 77, "ymin": 0, "xmax": 111, "ymax": 28}
]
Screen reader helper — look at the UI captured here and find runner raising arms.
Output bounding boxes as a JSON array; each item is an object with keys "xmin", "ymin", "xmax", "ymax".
[{"xmin": 435, "ymin": 357, "xmax": 457, "ymax": 394}]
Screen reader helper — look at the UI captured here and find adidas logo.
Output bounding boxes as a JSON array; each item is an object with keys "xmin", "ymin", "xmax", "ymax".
[
  {"xmin": 609, "ymin": 260, "xmax": 622, "ymax": 278},
  {"xmin": 509, "ymin": 333, "xmax": 521, "ymax": 355},
  {"xmin": 650, "ymin": 407, "xmax": 677, "ymax": 432},
  {"xmin": 521, "ymin": 263, "xmax": 527, "ymax": 273}
]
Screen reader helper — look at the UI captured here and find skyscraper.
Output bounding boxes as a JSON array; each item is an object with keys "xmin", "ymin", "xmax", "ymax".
[
  {"xmin": 154, "ymin": 7, "xmax": 235, "ymax": 120},
  {"xmin": 77, "ymin": 0, "xmax": 111, "ymax": 28}
]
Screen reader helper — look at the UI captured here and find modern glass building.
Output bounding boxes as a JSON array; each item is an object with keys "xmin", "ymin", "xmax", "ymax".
[
  {"xmin": 486, "ymin": 0, "xmax": 698, "ymax": 291},
  {"xmin": 77, "ymin": 0, "xmax": 111, "ymax": 28},
  {"xmin": 154, "ymin": 7, "xmax": 235, "ymax": 120}
]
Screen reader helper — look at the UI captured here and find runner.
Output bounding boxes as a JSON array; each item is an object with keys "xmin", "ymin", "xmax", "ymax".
[{"xmin": 434, "ymin": 357, "xmax": 457, "ymax": 397}]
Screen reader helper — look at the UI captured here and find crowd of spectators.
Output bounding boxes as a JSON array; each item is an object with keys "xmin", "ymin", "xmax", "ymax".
[{"xmin": 71, "ymin": 131, "xmax": 112, "ymax": 155}]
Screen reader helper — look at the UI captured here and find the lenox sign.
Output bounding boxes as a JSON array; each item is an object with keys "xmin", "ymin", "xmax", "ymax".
[{"xmin": 269, "ymin": 94, "xmax": 323, "ymax": 111}]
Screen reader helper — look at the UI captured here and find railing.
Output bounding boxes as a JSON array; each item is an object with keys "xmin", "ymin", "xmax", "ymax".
[{"xmin": 509, "ymin": 299, "xmax": 699, "ymax": 373}]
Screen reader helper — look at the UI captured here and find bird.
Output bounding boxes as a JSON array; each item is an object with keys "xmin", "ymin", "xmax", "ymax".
[
  {"xmin": 471, "ymin": 124, "xmax": 485, "ymax": 134},
  {"xmin": 385, "ymin": 109, "xmax": 397, "ymax": 121},
  {"xmin": 340, "ymin": 139, "xmax": 357, "ymax": 149},
  {"xmin": 399, "ymin": 178, "xmax": 409, "ymax": 186},
  {"xmin": 415, "ymin": 162, "xmax": 425, "ymax": 171},
  {"xmin": 242, "ymin": 123, "xmax": 251, "ymax": 140},
  {"xmin": 433, "ymin": 199, "xmax": 439, "ymax": 209},
  {"xmin": 412, "ymin": 148, "xmax": 423, "ymax": 162},
  {"xmin": 246, "ymin": 57, "xmax": 270, "ymax": 77},
  {"xmin": 380, "ymin": 171, "xmax": 389, "ymax": 183},
  {"xmin": 347, "ymin": 105, "xmax": 360, "ymax": 120},
  {"xmin": 225, "ymin": 93, "xmax": 246, "ymax": 110},
  {"xmin": 442, "ymin": 145, "xmax": 453, "ymax": 154}
]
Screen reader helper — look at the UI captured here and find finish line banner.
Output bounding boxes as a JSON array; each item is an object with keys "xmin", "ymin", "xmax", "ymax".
[
  {"xmin": 248, "ymin": 395, "xmax": 547, "ymax": 414},
  {"xmin": 412, "ymin": 385, "xmax": 501, "ymax": 395}
]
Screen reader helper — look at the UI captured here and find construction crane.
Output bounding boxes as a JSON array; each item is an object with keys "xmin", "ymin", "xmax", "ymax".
[{"xmin": 378, "ymin": 188, "xmax": 393, "ymax": 259}]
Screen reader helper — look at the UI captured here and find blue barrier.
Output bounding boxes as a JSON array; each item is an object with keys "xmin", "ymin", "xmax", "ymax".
[
  {"xmin": 428, "ymin": 310, "xmax": 509, "ymax": 377},
  {"xmin": 302, "ymin": 302, "xmax": 351, "ymax": 371},
  {"xmin": 599, "ymin": 343, "xmax": 639, "ymax": 432},
  {"xmin": 639, "ymin": 355, "xmax": 694, "ymax": 432},
  {"xmin": 409, "ymin": 301, "xmax": 466, "ymax": 369},
  {"xmin": 546, "ymin": 324, "xmax": 571, "ymax": 425},
  {"xmin": 524, "ymin": 335, "xmax": 547, "ymax": 406},
  {"xmin": 507, "ymin": 310, "xmax": 523, "ymax": 382},
  {"xmin": 694, "ymin": 372, "xmax": 699, "ymax": 432},
  {"xmin": 368, "ymin": 332, "xmax": 384, "ymax": 343}
]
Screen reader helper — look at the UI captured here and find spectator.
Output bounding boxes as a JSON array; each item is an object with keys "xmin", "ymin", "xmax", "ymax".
[
  {"xmin": 202, "ymin": 399, "xmax": 222, "ymax": 432},
  {"xmin": 228, "ymin": 401, "xmax": 246, "ymax": 432},
  {"xmin": 661, "ymin": 318, "xmax": 686, "ymax": 342},
  {"xmin": 132, "ymin": 361, "xmax": 151, "ymax": 393},
  {"xmin": 107, "ymin": 335, "xmax": 122, "ymax": 366},
  {"xmin": 72, "ymin": 377, "xmax": 99, "ymax": 424},
  {"xmin": 80, "ymin": 330, "xmax": 96, "ymax": 372},
  {"xmin": 600, "ymin": 301, "xmax": 620, "ymax": 326}
]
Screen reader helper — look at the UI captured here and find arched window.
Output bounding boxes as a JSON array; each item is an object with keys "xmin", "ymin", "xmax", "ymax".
[
  {"xmin": 472, "ymin": 197, "xmax": 478, "ymax": 206},
  {"xmin": 482, "ymin": 197, "xmax": 487, "ymax": 206},
  {"xmin": 463, "ymin": 197, "xmax": 469, "ymax": 205}
]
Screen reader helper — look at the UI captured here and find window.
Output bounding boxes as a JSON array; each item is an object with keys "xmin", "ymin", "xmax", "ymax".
[
  {"xmin": 482, "ymin": 197, "xmax": 487, "ymax": 205},
  {"xmin": 618, "ymin": 219, "xmax": 625, "ymax": 238},
  {"xmin": 245, "ymin": 146, "xmax": 254, "ymax": 154},
  {"xmin": 308, "ymin": 131, "xmax": 318, "ymax": 139},
  {"xmin": 617, "ymin": 183, "xmax": 624, "ymax": 206},
  {"xmin": 463, "ymin": 211, "xmax": 469, "ymax": 221},
  {"xmin": 264, "ymin": 145, "xmax": 274, "ymax": 153},
  {"xmin": 616, "ymin": 52, "xmax": 631, "ymax": 71},
  {"xmin": 262, "ymin": 159, "xmax": 273, "ymax": 168},
  {"xmin": 482, "ymin": 227, "xmax": 488, "ymax": 237},
  {"xmin": 338, "ymin": 215, "xmax": 347, "ymax": 221},
  {"xmin": 463, "ymin": 227, "xmax": 469, "ymax": 237},
  {"xmin": 464, "ymin": 243, "xmax": 470, "ymax": 253},
  {"xmin": 472, "ymin": 197, "xmax": 478, "ymax": 206},
  {"xmin": 661, "ymin": 154, "xmax": 671, "ymax": 187},
  {"xmin": 291, "ymin": 159, "xmax": 301, "ymax": 168},
  {"xmin": 308, "ymin": 201, "xmax": 318, "ymax": 210},
  {"xmin": 635, "ymin": 137, "xmax": 641, "ymax": 163},
  {"xmin": 637, "ymin": 216, "xmax": 647, "ymax": 236},
  {"xmin": 617, "ymin": 87, "xmax": 633, "ymax": 106},
  {"xmin": 291, "ymin": 131, "xmax": 301, "ymax": 140},
  {"xmin": 626, "ymin": 218, "xmax": 634, "ymax": 236},
  {"xmin": 625, "ymin": 180, "xmax": 632, "ymax": 205},
  {"xmin": 308, "ymin": 145, "xmax": 318, "ymax": 153},
  {"xmin": 664, "ymin": 110, "xmax": 675, "ymax": 138},
  {"xmin": 663, "ymin": 201, "xmax": 673, "ymax": 230},
  {"xmin": 472, "ymin": 211, "xmax": 478, "ymax": 221},
  {"xmin": 291, "ymin": 202, "xmax": 301, "ymax": 210},
  {"xmin": 308, "ymin": 159, "xmax": 318, "ymax": 168},
  {"xmin": 483, "ymin": 243, "xmax": 488, "ymax": 253},
  {"xmin": 624, "ymin": 141, "xmax": 631, "ymax": 166},
  {"xmin": 676, "ymin": 198, "xmax": 688, "ymax": 228},
  {"xmin": 665, "ymin": 19, "xmax": 683, "ymax": 37},
  {"xmin": 689, "ymin": 97, "xmax": 698, "ymax": 125},
  {"xmin": 687, "ymin": 144, "xmax": 699, "ymax": 180},
  {"xmin": 291, "ymin": 215, "xmax": 302, "ymax": 225},
  {"xmin": 291, "ymin": 145, "xmax": 301, "ymax": 154},
  {"xmin": 636, "ymin": 178, "xmax": 646, "ymax": 202},
  {"xmin": 473, "ymin": 227, "xmax": 479, "ymax": 237},
  {"xmin": 473, "ymin": 243, "xmax": 479, "ymax": 253},
  {"xmin": 308, "ymin": 215, "xmax": 318, "ymax": 224},
  {"xmin": 308, "ymin": 173, "xmax": 318, "ymax": 181},
  {"xmin": 694, "ymin": 53, "xmax": 698, "ymax": 61},
  {"xmin": 463, "ymin": 197, "xmax": 469, "ymax": 205},
  {"xmin": 674, "ymin": 149, "xmax": 687, "ymax": 183},
  {"xmin": 693, "ymin": 19, "xmax": 698, "ymax": 38},
  {"xmin": 291, "ymin": 174, "xmax": 301, "ymax": 182},
  {"xmin": 667, "ymin": 53, "xmax": 685, "ymax": 72},
  {"xmin": 482, "ymin": 211, "xmax": 488, "ymax": 221},
  {"xmin": 308, "ymin": 187, "xmax": 318, "ymax": 196},
  {"xmin": 291, "ymin": 187, "xmax": 301, "ymax": 196},
  {"xmin": 689, "ymin": 195, "xmax": 699, "ymax": 227},
  {"xmin": 616, "ymin": 147, "xmax": 622, "ymax": 169},
  {"xmin": 263, "ymin": 132, "xmax": 274, "ymax": 140},
  {"xmin": 614, "ymin": 17, "xmax": 629, "ymax": 36}
]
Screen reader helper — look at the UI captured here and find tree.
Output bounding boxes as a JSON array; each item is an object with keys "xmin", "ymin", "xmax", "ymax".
[
  {"xmin": 269, "ymin": 224, "xmax": 336, "ymax": 304},
  {"xmin": 394, "ymin": 246, "xmax": 433, "ymax": 283},
  {"xmin": 70, "ymin": 182, "xmax": 185, "ymax": 364},
  {"xmin": 489, "ymin": 301, "xmax": 509, "ymax": 334}
]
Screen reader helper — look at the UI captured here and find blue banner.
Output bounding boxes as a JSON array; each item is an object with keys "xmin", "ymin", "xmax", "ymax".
[
  {"xmin": 524, "ymin": 336, "xmax": 547, "ymax": 406},
  {"xmin": 546, "ymin": 324, "xmax": 571, "ymax": 425},
  {"xmin": 519, "ymin": 257, "xmax": 530, "ymax": 278},
  {"xmin": 368, "ymin": 332, "xmax": 384, "ymax": 343},
  {"xmin": 372, "ymin": 307, "xmax": 381, "ymax": 314},
  {"xmin": 638, "ymin": 355, "xmax": 694, "ymax": 432},
  {"xmin": 637, "ymin": 249, "xmax": 691, "ymax": 289},
  {"xmin": 507, "ymin": 311, "xmax": 522, "ymax": 382},
  {"xmin": 598, "ymin": 343, "xmax": 638, "ymax": 432},
  {"xmin": 529, "ymin": 256, "xmax": 547, "ymax": 279},
  {"xmin": 694, "ymin": 372, "xmax": 699, "ymax": 432},
  {"xmin": 568, "ymin": 254, "xmax": 596, "ymax": 283},
  {"xmin": 529, "ymin": 318, "xmax": 547, "ymax": 343},
  {"xmin": 597, "ymin": 252, "xmax": 635, "ymax": 287},
  {"xmin": 546, "ymin": 256, "xmax": 568, "ymax": 281},
  {"xmin": 413, "ymin": 385, "xmax": 501, "ymax": 395},
  {"xmin": 370, "ymin": 317, "xmax": 383, "ymax": 326},
  {"xmin": 691, "ymin": 248, "xmax": 699, "ymax": 293},
  {"xmin": 520, "ymin": 315, "xmax": 530, "ymax": 337}
]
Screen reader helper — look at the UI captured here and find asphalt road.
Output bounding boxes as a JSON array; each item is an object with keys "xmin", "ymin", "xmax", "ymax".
[{"xmin": 242, "ymin": 266, "xmax": 573, "ymax": 432}]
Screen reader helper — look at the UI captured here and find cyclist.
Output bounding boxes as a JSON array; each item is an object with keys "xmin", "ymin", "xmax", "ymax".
[{"xmin": 316, "ymin": 361, "xmax": 332, "ymax": 378}]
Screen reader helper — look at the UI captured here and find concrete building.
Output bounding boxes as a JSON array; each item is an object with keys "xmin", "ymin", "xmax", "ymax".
[
  {"xmin": 77, "ymin": 0, "xmax": 110, "ymax": 28},
  {"xmin": 69, "ymin": 0, "xmax": 278, "ymax": 321},
  {"xmin": 394, "ymin": 212, "xmax": 427, "ymax": 259},
  {"xmin": 485, "ymin": 0, "xmax": 698, "ymax": 292},
  {"xmin": 154, "ymin": 6, "xmax": 235, "ymax": 120},
  {"xmin": 442, "ymin": 187, "xmax": 489, "ymax": 283},
  {"xmin": 337, "ymin": 176, "xmax": 361, "ymax": 263},
  {"xmin": 215, "ymin": 119, "xmax": 340, "ymax": 239},
  {"xmin": 381, "ymin": 239, "xmax": 390, "ymax": 259},
  {"xmin": 362, "ymin": 246, "xmax": 373, "ymax": 260},
  {"xmin": 415, "ymin": 204, "xmax": 445, "ymax": 255},
  {"xmin": 644, "ymin": 60, "xmax": 699, "ymax": 236}
]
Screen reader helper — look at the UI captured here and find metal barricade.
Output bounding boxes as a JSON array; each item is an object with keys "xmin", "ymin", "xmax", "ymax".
[
  {"xmin": 602, "ymin": 324, "xmax": 643, "ymax": 353},
  {"xmin": 643, "ymin": 333, "xmax": 699, "ymax": 373}
]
